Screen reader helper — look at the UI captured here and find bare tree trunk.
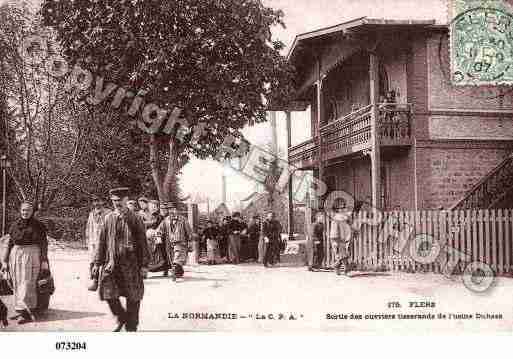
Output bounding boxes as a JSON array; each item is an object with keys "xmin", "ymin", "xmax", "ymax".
[
  {"xmin": 162, "ymin": 138, "xmax": 179, "ymax": 204},
  {"xmin": 149, "ymin": 134, "xmax": 164, "ymax": 200}
]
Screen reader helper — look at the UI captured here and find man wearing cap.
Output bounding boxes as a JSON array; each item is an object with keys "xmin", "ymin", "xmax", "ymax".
[
  {"xmin": 227, "ymin": 212, "xmax": 247, "ymax": 265},
  {"xmin": 160, "ymin": 202, "xmax": 171, "ymax": 218},
  {"xmin": 127, "ymin": 199, "xmax": 138, "ymax": 213},
  {"xmin": 92, "ymin": 187, "xmax": 150, "ymax": 332},
  {"xmin": 157, "ymin": 203, "xmax": 192, "ymax": 280},
  {"xmin": 86, "ymin": 196, "xmax": 111, "ymax": 291},
  {"xmin": 262, "ymin": 211, "xmax": 282, "ymax": 268},
  {"xmin": 247, "ymin": 215, "xmax": 261, "ymax": 262},
  {"xmin": 137, "ymin": 197, "xmax": 149, "ymax": 222}
]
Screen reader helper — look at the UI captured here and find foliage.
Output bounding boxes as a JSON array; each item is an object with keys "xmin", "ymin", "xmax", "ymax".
[
  {"xmin": 41, "ymin": 0, "xmax": 295, "ymax": 203},
  {"xmin": 0, "ymin": 2, "xmax": 93, "ymax": 209}
]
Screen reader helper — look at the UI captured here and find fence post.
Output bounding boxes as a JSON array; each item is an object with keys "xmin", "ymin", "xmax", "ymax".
[
  {"xmin": 498, "ymin": 209, "xmax": 504, "ymax": 274},
  {"xmin": 484, "ymin": 209, "xmax": 491, "ymax": 267},
  {"xmin": 478, "ymin": 210, "xmax": 485, "ymax": 267},
  {"xmin": 506, "ymin": 209, "xmax": 512, "ymax": 274}
]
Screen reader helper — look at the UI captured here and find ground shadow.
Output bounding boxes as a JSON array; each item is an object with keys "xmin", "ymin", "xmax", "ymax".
[
  {"xmin": 347, "ymin": 272, "xmax": 392, "ymax": 278},
  {"xmin": 181, "ymin": 276, "xmax": 229, "ymax": 283},
  {"xmin": 35, "ymin": 308, "xmax": 106, "ymax": 323}
]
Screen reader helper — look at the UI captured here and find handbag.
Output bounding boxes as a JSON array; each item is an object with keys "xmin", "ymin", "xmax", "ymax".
[
  {"xmin": 0, "ymin": 270, "xmax": 13, "ymax": 296},
  {"xmin": 36, "ymin": 266, "xmax": 55, "ymax": 312},
  {"xmin": 38, "ymin": 268, "xmax": 55, "ymax": 296}
]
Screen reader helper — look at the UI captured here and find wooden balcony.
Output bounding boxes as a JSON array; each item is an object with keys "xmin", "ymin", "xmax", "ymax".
[{"xmin": 288, "ymin": 103, "xmax": 413, "ymax": 169}]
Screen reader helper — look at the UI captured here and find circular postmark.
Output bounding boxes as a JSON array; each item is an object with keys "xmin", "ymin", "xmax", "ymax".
[{"xmin": 451, "ymin": 7, "xmax": 513, "ymax": 85}]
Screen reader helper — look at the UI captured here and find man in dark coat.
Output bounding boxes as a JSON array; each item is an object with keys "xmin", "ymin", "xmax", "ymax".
[
  {"xmin": 247, "ymin": 215, "xmax": 261, "ymax": 262},
  {"xmin": 227, "ymin": 212, "xmax": 247, "ymax": 264},
  {"xmin": 219, "ymin": 217, "xmax": 230, "ymax": 261},
  {"xmin": 309, "ymin": 211, "xmax": 325, "ymax": 271},
  {"xmin": 262, "ymin": 211, "xmax": 282, "ymax": 267},
  {"xmin": 92, "ymin": 187, "xmax": 150, "ymax": 332}
]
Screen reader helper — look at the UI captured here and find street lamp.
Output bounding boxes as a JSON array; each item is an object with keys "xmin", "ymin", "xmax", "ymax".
[{"xmin": 0, "ymin": 155, "xmax": 11, "ymax": 236}]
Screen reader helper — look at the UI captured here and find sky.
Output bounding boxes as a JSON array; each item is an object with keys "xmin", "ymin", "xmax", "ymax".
[{"xmin": 180, "ymin": 0, "xmax": 448, "ymax": 210}]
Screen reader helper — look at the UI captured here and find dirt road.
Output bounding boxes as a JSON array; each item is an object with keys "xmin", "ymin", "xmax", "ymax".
[{"xmin": 1, "ymin": 249, "xmax": 513, "ymax": 332}]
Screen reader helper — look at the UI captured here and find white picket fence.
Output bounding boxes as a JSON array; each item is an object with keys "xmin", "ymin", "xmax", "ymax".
[{"xmin": 310, "ymin": 209, "xmax": 513, "ymax": 275}]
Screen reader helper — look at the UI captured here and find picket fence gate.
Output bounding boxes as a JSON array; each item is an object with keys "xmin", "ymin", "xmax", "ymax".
[{"xmin": 316, "ymin": 209, "xmax": 513, "ymax": 275}]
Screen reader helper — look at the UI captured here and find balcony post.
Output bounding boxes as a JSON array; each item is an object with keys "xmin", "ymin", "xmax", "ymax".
[
  {"xmin": 315, "ymin": 57, "xmax": 329, "ymax": 268},
  {"xmin": 369, "ymin": 52, "xmax": 381, "ymax": 209},
  {"xmin": 286, "ymin": 110, "xmax": 294, "ymax": 240},
  {"xmin": 316, "ymin": 59, "xmax": 324, "ymax": 193}
]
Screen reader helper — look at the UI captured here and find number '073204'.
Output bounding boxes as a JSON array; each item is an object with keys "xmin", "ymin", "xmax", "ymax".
[{"xmin": 55, "ymin": 342, "xmax": 87, "ymax": 351}]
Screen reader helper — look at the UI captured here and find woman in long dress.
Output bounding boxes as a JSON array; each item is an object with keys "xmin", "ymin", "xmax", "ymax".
[{"xmin": 1, "ymin": 202, "xmax": 48, "ymax": 324}]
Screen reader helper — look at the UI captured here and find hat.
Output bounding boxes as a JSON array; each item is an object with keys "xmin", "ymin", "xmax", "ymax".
[
  {"xmin": 161, "ymin": 202, "xmax": 176, "ymax": 209},
  {"xmin": 109, "ymin": 187, "xmax": 130, "ymax": 200},
  {"xmin": 137, "ymin": 196, "xmax": 148, "ymax": 203},
  {"xmin": 92, "ymin": 196, "xmax": 105, "ymax": 205}
]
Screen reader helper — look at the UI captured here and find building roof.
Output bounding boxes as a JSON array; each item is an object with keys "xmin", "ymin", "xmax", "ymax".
[{"xmin": 287, "ymin": 17, "xmax": 437, "ymax": 62}]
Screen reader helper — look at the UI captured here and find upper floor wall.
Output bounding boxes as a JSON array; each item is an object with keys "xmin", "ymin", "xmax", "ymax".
[{"xmin": 424, "ymin": 32, "xmax": 513, "ymax": 142}]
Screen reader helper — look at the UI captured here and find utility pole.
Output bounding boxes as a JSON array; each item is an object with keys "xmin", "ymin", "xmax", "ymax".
[
  {"xmin": 286, "ymin": 111, "xmax": 294, "ymax": 240},
  {"xmin": 221, "ymin": 169, "xmax": 227, "ymax": 204}
]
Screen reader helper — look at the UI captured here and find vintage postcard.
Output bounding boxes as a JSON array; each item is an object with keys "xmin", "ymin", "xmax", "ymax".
[{"xmin": 1, "ymin": 0, "xmax": 513, "ymax": 344}]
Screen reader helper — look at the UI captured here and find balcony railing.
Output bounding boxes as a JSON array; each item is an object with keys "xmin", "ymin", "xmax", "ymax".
[
  {"xmin": 288, "ymin": 103, "xmax": 413, "ymax": 169},
  {"xmin": 379, "ymin": 103, "xmax": 413, "ymax": 145},
  {"xmin": 451, "ymin": 154, "xmax": 513, "ymax": 210}
]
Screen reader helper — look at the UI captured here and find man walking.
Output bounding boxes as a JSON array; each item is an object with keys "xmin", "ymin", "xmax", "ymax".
[
  {"xmin": 157, "ymin": 204, "xmax": 192, "ymax": 280},
  {"xmin": 92, "ymin": 187, "xmax": 150, "ymax": 332},
  {"xmin": 329, "ymin": 202, "xmax": 353, "ymax": 276},
  {"xmin": 86, "ymin": 196, "xmax": 110, "ymax": 291},
  {"xmin": 247, "ymin": 215, "xmax": 261, "ymax": 262},
  {"xmin": 227, "ymin": 212, "xmax": 247, "ymax": 264},
  {"xmin": 262, "ymin": 211, "xmax": 282, "ymax": 267}
]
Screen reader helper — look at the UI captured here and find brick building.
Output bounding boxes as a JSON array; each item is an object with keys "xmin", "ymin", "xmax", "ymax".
[{"xmin": 280, "ymin": 17, "xmax": 513, "ymax": 212}]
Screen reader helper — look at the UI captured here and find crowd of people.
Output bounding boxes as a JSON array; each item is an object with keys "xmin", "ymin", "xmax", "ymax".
[
  {"xmin": 83, "ymin": 188, "xmax": 285, "ymax": 331},
  {"xmin": 199, "ymin": 211, "xmax": 284, "ymax": 267},
  {"xmin": 0, "ymin": 186, "xmax": 286, "ymax": 330}
]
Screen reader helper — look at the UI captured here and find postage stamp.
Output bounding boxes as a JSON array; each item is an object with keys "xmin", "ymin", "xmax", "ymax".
[{"xmin": 450, "ymin": 0, "xmax": 513, "ymax": 85}]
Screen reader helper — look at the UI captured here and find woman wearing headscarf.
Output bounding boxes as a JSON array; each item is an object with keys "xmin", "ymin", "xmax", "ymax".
[{"xmin": 0, "ymin": 202, "xmax": 48, "ymax": 324}]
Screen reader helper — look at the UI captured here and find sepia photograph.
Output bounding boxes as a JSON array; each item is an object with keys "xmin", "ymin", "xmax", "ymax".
[{"xmin": 0, "ymin": 0, "xmax": 513, "ymax": 345}]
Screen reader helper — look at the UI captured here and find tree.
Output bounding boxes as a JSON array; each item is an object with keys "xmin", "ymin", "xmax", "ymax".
[
  {"xmin": 41, "ymin": 0, "xmax": 295, "ymax": 205},
  {"xmin": 0, "ymin": 2, "xmax": 93, "ymax": 209}
]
